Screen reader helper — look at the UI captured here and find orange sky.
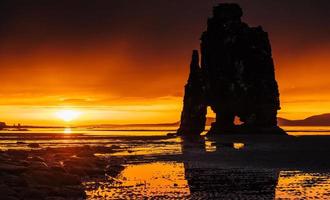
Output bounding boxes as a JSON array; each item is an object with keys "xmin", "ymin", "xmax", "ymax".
[{"xmin": 0, "ymin": 0, "xmax": 329, "ymax": 125}]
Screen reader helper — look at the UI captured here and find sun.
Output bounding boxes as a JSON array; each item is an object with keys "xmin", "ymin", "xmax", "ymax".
[{"xmin": 56, "ymin": 109, "xmax": 81, "ymax": 122}]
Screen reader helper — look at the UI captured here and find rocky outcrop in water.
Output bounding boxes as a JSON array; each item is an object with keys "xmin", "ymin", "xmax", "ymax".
[
  {"xmin": 178, "ymin": 3, "xmax": 285, "ymax": 136},
  {"xmin": 177, "ymin": 50, "xmax": 207, "ymax": 136}
]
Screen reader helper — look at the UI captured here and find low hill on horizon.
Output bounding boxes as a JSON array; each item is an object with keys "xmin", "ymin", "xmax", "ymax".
[{"xmin": 278, "ymin": 113, "xmax": 330, "ymax": 126}]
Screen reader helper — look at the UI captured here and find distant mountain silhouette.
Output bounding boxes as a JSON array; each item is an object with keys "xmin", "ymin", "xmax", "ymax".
[
  {"xmin": 278, "ymin": 113, "xmax": 330, "ymax": 126},
  {"xmin": 205, "ymin": 114, "xmax": 330, "ymax": 126}
]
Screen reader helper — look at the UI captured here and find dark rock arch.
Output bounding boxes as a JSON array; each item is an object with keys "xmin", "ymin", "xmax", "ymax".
[{"xmin": 177, "ymin": 3, "xmax": 285, "ymax": 136}]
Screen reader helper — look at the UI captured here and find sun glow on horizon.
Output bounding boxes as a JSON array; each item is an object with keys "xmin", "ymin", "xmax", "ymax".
[{"xmin": 55, "ymin": 109, "xmax": 81, "ymax": 122}]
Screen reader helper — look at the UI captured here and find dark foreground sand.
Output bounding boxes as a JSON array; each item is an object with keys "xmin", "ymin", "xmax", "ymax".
[
  {"xmin": 0, "ymin": 133, "xmax": 330, "ymax": 199},
  {"xmin": 0, "ymin": 144, "xmax": 124, "ymax": 199}
]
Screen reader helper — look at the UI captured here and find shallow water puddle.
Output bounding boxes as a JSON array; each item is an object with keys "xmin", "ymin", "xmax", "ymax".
[
  {"xmin": 84, "ymin": 162, "xmax": 190, "ymax": 199},
  {"xmin": 118, "ymin": 162, "xmax": 190, "ymax": 197},
  {"xmin": 204, "ymin": 140, "xmax": 216, "ymax": 152},
  {"xmin": 233, "ymin": 142, "xmax": 245, "ymax": 149}
]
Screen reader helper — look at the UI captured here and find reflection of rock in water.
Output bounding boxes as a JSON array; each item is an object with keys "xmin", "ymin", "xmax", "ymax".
[
  {"xmin": 184, "ymin": 167, "xmax": 279, "ymax": 199},
  {"xmin": 181, "ymin": 137, "xmax": 279, "ymax": 199},
  {"xmin": 178, "ymin": 3, "xmax": 286, "ymax": 136}
]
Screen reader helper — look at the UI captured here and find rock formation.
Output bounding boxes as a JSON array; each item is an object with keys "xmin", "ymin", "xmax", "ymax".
[
  {"xmin": 177, "ymin": 3, "xmax": 285, "ymax": 136},
  {"xmin": 177, "ymin": 50, "xmax": 207, "ymax": 136}
]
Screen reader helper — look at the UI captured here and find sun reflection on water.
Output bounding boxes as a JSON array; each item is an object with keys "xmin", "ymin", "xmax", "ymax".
[{"xmin": 64, "ymin": 127, "xmax": 72, "ymax": 134}]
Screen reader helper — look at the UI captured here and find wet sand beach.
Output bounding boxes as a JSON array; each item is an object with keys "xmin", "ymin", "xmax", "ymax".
[{"xmin": 0, "ymin": 131, "xmax": 329, "ymax": 199}]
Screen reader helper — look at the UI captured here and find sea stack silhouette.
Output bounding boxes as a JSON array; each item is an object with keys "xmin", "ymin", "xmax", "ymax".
[{"xmin": 177, "ymin": 3, "xmax": 286, "ymax": 136}]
